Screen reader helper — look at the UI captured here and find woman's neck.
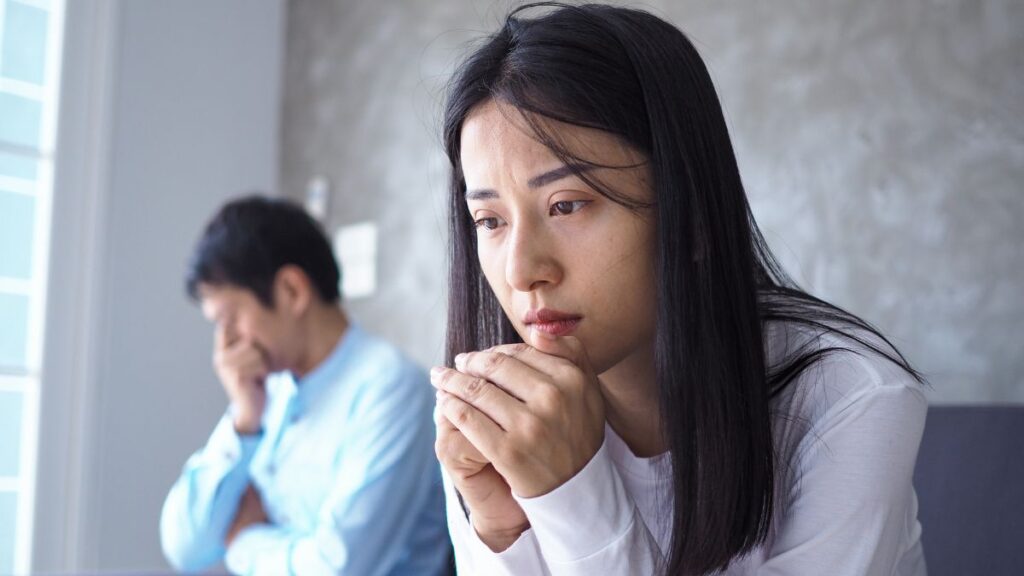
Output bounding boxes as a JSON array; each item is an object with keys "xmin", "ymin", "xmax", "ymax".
[{"xmin": 599, "ymin": 345, "xmax": 665, "ymax": 458}]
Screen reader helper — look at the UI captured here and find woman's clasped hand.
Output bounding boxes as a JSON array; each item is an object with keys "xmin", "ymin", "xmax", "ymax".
[{"xmin": 431, "ymin": 331, "xmax": 605, "ymax": 549}]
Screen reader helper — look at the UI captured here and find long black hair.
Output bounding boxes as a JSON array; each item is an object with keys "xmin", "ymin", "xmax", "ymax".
[{"xmin": 442, "ymin": 4, "xmax": 922, "ymax": 574}]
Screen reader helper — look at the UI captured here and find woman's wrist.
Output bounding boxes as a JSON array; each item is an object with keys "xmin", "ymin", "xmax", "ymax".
[{"xmin": 472, "ymin": 517, "xmax": 530, "ymax": 553}]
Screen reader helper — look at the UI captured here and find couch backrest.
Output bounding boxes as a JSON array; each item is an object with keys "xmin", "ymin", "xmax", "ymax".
[{"xmin": 913, "ymin": 405, "xmax": 1024, "ymax": 575}]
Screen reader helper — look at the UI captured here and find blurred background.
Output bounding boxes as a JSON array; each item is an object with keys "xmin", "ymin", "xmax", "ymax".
[{"xmin": 0, "ymin": 0, "xmax": 1020, "ymax": 573}]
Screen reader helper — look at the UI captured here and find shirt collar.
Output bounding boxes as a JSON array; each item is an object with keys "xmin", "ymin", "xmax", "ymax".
[{"xmin": 288, "ymin": 322, "xmax": 363, "ymax": 418}]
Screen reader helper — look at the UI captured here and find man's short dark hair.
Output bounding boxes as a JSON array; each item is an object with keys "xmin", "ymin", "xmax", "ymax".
[{"xmin": 186, "ymin": 194, "xmax": 341, "ymax": 306}]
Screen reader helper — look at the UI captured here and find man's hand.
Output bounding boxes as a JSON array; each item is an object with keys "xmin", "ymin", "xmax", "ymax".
[
  {"xmin": 225, "ymin": 484, "xmax": 269, "ymax": 547},
  {"xmin": 213, "ymin": 325, "xmax": 270, "ymax": 434}
]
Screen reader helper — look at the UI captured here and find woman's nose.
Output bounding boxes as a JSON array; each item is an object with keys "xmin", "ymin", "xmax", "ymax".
[{"xmin": 504, "ymin": 220, "xmax": 562, "ymax": 293}]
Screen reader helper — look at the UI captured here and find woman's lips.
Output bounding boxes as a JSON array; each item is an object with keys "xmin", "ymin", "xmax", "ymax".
[
  {"xmin": 530, "ymin": 318, "xmax": 581, "ymax": 336},
  {"xmin": 524, "ymin": 309, "xmax": 582, "ymax": 337}
]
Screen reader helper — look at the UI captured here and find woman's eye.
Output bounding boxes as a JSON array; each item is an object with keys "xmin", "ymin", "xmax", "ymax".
[
  {"xmin": 473, "ymin": 216, "xmax": 502, "ymax": 231},
  {"xmin": 550, "ymin": 200, "xmax": 589, "ymax": 216}
]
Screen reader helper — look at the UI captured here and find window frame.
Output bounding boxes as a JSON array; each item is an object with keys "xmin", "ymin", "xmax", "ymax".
[{"xmin": 0, "ymin": 0, "xmax": 66, "ymax": 572}]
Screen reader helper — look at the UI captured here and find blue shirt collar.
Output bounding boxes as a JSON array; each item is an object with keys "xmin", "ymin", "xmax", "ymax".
[{"xmin": 287, "ymin": 322, "xmax": 363, "ymax": 417}]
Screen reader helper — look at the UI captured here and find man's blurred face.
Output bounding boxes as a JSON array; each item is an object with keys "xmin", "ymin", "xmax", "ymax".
[{"xmin": 199, "ymin": 283, "xmax": 295, "ymax": 374}]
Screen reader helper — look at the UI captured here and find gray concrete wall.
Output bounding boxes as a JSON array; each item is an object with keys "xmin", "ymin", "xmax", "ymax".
[
  {"xmin": 280, "ymin": 0, "xmax": 1024, "ymax": 403},
  {"xmin": 280, "ymin": 0, "xmax": 1023, "ymax": 405}
]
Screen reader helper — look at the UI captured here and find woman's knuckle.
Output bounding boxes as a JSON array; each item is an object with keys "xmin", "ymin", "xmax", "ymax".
[
  {"xmin": 481, "ymin": 351, "xmax": 507, "ymax": 375},
  {"xmin": 507, "ymin": 344, "xmax": 530, "ymax": 358},
  {"xmin": 439, "ymin": 368, "xmax": 456, "ymax": 387},
  {"xmin": 536, "ymin": 384, "xmax": 562, "ymax": 410},
  {"xmin": 554, "ymin": 361, "xmax": 579, "ymax": 384},
  {"xmin": 520, "ymin": 416, "xmax": 545, "ymax": 443},
  {"xmin": 452, "ymin": 403, "xmax": 472, "ymax": 427},
  {"xmin": 464, "ymin": 377, "xmax": 488, "ymax": 401}
]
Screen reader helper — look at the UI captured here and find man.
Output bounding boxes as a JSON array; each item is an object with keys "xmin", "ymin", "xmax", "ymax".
[{"xmin": 160, "ymin": 195, "xmax": 449, "ymax": 575}]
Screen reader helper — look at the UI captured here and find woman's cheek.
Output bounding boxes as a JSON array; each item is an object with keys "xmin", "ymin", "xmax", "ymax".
[{"xmin": 479, "ymin": 248, "xmax": 509, "ymax": 295}]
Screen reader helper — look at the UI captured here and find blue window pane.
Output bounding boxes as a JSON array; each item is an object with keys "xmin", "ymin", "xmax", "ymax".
[
  {"xmin": 0, "ymin": 151, "xmax": 37, "ymax": 180},
  {"xmin": 0, "ymin": 293, "xmax": 28, "ymax": 370},
  {"xmin": 0, "ymin": 93, "xmax": 42, "ymax": 148},
  {"xmin": 1, "ymin": 1, "xmax": 49, "ymax": 85},
  {"xmin": 0, "ymin": 491, "xmax": 15, "ymax": 575},
  {"xmin": 0, "ymin": 191, "xmax": 35, "ymax": 279},
  {"xmin": 0, "ymin": 390, "xmax": 21, "ymax": 477}
]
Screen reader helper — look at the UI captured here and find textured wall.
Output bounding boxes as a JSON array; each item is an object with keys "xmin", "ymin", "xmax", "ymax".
[{"xmin": 280, "ymin": 0, "xmax": 1024, "ymax": 404}]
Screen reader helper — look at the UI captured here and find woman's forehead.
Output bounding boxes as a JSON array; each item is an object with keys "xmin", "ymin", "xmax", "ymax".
[{"xmin": 460, "ymin": 101, "xmax": 645, "ymax": 180}]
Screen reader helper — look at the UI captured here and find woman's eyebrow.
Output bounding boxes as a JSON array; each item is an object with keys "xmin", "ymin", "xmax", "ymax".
[
  {"xmin": 527, "ymin": 164, "xmax": 592, "ymax": 189},
  {"xmin": 466, "ymin": 164, "xmax": 594, "ymax": 200},
  {"xmin": 465, "ymin": 188, "xmax": 499, "ymax": 201}
]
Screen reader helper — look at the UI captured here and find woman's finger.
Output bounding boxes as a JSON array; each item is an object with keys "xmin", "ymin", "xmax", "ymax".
[
  {"xmin": 435, "ymin": 390, "xmax": 505, "ymax": 464},
  {"xmin": 430, "ymin": 367, "xmax": 524, "ymax": 429},
  {"xmin": 527, "ymin": 331, "xmax": 593, "ymax": 373},
  {"xmin": 451, "ymin": 348, "xmax": 553, "ymax": 404},
  {"xmin": 483, "ymin": 342, "xmax": 575, "ymax": 376},
  {"xmin": 435, "ymin": 412, "xmax": 489, "ymax": 469}
]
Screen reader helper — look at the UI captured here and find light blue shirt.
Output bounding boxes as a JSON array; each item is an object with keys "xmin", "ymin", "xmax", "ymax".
[{"xmin": 160, "ymin": 324, "xmax": 450, "ymax": 575}]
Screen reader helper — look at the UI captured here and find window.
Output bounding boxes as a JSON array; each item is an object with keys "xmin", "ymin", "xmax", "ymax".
[{"xmin": 0, "ymin": 0, "xmax": 64, "ymax": 573}]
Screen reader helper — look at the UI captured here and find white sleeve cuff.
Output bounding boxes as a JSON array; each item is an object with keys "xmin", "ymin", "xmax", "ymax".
[
  {"xmin": 443, "ymin": 469, "xmax": 550, "ymax": 575},
  {"xmin": 514, "ymin": 439, "xmax": 635, "ymax": 563},
  {"xmin": 464, "ymin": 523, "xmax": 548, "ymax": 573}
]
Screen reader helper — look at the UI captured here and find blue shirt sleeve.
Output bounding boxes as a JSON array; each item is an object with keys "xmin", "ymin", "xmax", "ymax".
[
  {"xmin": 223, "ymin": 365, "xmax": 443, "ymax": 576},
  {"xmin": 160, "ymin": 413, "xmax": 263, "ymax": 571}
]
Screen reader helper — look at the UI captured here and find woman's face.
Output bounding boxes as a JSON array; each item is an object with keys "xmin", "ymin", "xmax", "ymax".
[{"xmin": 460, "ymin": 101, "xmax": 658, "ymax": 375}]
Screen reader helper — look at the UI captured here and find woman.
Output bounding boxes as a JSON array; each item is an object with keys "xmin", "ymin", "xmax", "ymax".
[{"xmin": 430, "ymin": 3, "xmax": 928, "ymax": 575}]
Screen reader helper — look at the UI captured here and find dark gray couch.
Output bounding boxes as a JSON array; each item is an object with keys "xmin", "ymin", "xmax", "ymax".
[{"xmin": 913, "ymin": 405, "xmax": 1024, "ymax": 575}]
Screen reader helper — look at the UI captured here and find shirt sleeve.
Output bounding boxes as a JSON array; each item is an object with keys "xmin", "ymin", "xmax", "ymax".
[
  {"xmin": 224, "ymin": 367, "xmax": 447, "ymax": 576},
  {"xmin": 159, "ymin": 412, "xmax": 262, "ymax": 571},
  {"xmin": 753, "ymin": 382, "xmax": 928, "ymax": 576},
  {"xmin": 514, "ymin": 440, "xmax": 663, "ymax": 575},
  {"xmin": 442, "ymin": 468, "xmax": 551, "ymax": 576}
]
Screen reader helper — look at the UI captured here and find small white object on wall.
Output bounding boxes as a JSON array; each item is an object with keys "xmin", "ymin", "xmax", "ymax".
[
  {"xmin": 304, "ymin": 175, "xmax": 331, "ymax": 222},
  {"xmin": 333, "ymin": 222, "xmax": 377, "ymax": 299}
]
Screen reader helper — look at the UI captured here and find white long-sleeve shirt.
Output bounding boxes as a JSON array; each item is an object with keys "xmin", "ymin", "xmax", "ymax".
[{"xmin": 444, "ymin": 323, "xmax": 929, "ymax": 575}]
